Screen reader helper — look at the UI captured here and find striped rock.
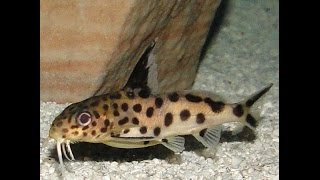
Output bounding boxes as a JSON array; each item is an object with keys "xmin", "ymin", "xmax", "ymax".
[{"xmin": 40, "ymin": 0, "xmax": 221, "ymax": 103}]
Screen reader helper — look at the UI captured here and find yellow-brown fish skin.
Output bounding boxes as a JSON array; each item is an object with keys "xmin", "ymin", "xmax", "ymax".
[{"xmin": 49, "ymin": 84, "xmax": 272, "ymax": 148}]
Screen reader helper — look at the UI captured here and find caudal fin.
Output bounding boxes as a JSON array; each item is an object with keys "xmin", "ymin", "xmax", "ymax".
[{"xmin": 240, "ymin": 83, "xmax": 273, "ymax": 129}]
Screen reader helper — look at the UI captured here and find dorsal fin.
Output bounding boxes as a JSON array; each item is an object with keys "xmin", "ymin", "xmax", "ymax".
[
  {"xmin": 123, "ymin": 40, "xmax": 159, "ymax": 94},
  {"xmin": 244, "ymin": 83, "xmax": 273, "ymax": 107},
  {"xmin": 238, "ymin": 83, "xmax": 273, "ymax": 130}
]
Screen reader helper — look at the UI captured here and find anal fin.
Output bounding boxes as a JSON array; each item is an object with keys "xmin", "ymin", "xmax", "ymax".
[
  {"xmin": 193, "ymin": 125, "xmax": 222, "ymax": 148},
  {"xmin": 161, "ymin": 136, "xmax": 185, "ymax": 153}
]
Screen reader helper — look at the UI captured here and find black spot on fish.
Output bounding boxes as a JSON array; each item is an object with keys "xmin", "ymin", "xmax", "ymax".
[
  {"xmin": 180, "ymin": 109, "xmax": 191, "ymax": 121},
  {"xmin": 91, "ymin": 130, "xmax": 96, "ymax": 136},
  {"xmin": 168, "ymin": 92, "xmax": 179, "ymax": 102},
  {"xmin": 132, "ymin": 117, "xmax": 139, "ymax": 125},
  {"xmin": 71, "ymin": 125, "xmax": 79, "ymax": 129},
  {"xmin": 121, "ymin": 103, "xmax": 128, "ymax": 112},
  {"xmin": 92, "ymin": 121, "xmax": 97, "ymax": 126},
  {"xmin": 113, "ymin": 103, "xmax": 118, "ymax": 109},
  {"xmin": 185, "ymin": 94, "xmax": 203, "ymax": 102},
  {"xmin": 155, "ymin": 97, "xmax": 163, "ymax": 108},
  {"xmin": 196, "ymin": 113, "xmax": 205, "ymax": 124},
  {"xmin": 103, "ymin": 104, "xmax": 109, "ymax": 111},
  {"xmin": 104, "ymin": 119, "xmax": 110, "ymax": 127},
  {"xmin": 100, "ymin": 128, "xmax": 107, "ymax": 133},
  {"xmin": 83, "ymin": 132, "xmax": 87, "ymax": 136},
  {"xmin": 164, "ymin": 113, "xmax": 173, "ymax": 126},
  {"xmin": 146, "ymin": 107, "xmax": 154, "ymax": 118},
  {"xmin": 92, "ymin": 111, "xmax": 100, "ymax": 119},
  {"xmin": 199, "ymin": 128, "xmax": 207, "ymax": 137},
  {"xmin": 124, "ymin": 129, "xmax": 130, "ymax": 134},
  {"xmin": 113, "ymin": 110, "xmax": 120, "ymax": 116},
  {"xmin": 133, "ymin": 104, "xmax": 142, "ymax": 112},
  {"xmin": 144, "ymin": 141, "xmax": 150, "ymax": 145},
  {"xmin": 118, "ymin": 117, "xmax": 129, "ymax": 125},
  {"xmin": 82, "ymin": 125, "xmax": 89, "ymax": 130},
  {"xmin": 204, "ymin": 98, "xmax": 225, "ymax": 113},
  {"xmin": 162, "ymin": 139, "xmax": 168, "ymax": 143},
  {"xmin": 233, "ymin": 104, "xmax": 244, "ymax": 117},
  {"xmin": 154, "ymin": 127, "xmax": 161, "ymax": 136},
  {"xmin": 140, "ymin": 126, "xmax": 147, "ymax": 134}
]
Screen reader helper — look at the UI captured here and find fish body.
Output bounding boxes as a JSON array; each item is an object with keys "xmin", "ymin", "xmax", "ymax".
[{"xmin": 49, "ymin": 84, "xmax": 272, "ymax": 158}]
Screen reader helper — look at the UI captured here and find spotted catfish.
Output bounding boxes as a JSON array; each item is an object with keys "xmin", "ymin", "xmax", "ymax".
[
  {"xmin": 49, "ymin": 83, "xmax": 272, "ymax": 168},
  {"xmin": 48, "ymin": 41, "xmax": 272, "ymax": 171}
]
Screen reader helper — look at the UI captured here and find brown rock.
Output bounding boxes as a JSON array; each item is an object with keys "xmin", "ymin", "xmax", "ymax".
[{"xmin": 40, "ymin": 0, "xmax": 221, "ymax": 103}]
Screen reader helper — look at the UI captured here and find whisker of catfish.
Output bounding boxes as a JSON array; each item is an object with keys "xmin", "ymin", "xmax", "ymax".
[
  {"xmin": 62, "ymin": 142, "xmax": 72, "ymax": 161},
  {"xmin": 56, "ymin": 141, "xmax": 66, "ymax": 177},
  {"xmin": 66, "ymin": 141, "xmax": 75, "ymax": 161}
]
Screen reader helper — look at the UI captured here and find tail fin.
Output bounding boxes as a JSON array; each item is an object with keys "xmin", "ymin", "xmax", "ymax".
[{"xmin": 239, "ymin": 83, "xmax": 273, "ymax": 129}]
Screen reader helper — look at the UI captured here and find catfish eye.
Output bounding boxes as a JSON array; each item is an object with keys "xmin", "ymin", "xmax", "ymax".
[{"xmin": 76, "ymin": 112, "xmax": 92, "ymax": 126}]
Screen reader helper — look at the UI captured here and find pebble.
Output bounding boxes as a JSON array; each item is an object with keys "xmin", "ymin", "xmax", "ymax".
[
  {"xmin": 248, "ymin": 168, "xmax": 254, "ymax": 173},
  {"xmin": 103, "ymin": 175, "xmax": 111, "ymax": 180},
  {"xmin": 136, "ymin": 173, "xmax": 148, "ymax": 178},
  {"xmin": 231, "ymin": 157, "xmax": 243, "ymax": 168},
  {"xmin": 206, "ymin": 158, "xmax": 213, "ymax": 164},
  {"xmin": 273, "ymin": 175, "xmax": 279, "ymax": 180},
  {"xmin": 273, "ymin": 129, "xmax": 279, "ymax": 136},
  {"xmin": 119, "ymin": 164, "xmax": 129, "ymax": 171},
  {"xmin": 110, "ymin": 162, "xmax": 118, "ymax": 166},
  {"xmin": 48, "ymin": 167, "xmax": 55, "ymax": 174}
]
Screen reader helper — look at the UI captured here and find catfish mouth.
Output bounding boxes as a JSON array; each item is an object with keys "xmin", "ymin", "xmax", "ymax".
[{"xmin": 56, "ymin": 139, "xmax": 75, "ymax": 170}]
